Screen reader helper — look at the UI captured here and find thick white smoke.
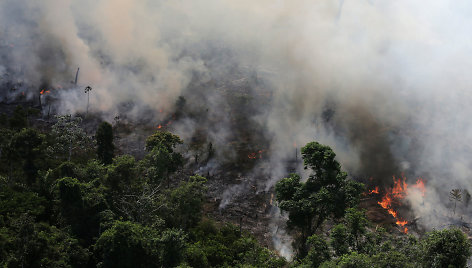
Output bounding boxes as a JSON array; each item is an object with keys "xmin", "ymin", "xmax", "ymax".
[{"xmin": 2, "ymin": 0, "xmax": 472, "ymax": 255}]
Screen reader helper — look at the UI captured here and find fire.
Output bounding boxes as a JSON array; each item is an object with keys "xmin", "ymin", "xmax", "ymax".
[
  {"xmin": 375, "ymin": 175, "xmax": 426, "ymax": 234},
  {"xmin": 412, "ymin": 178, "xmax": 425, "ymax": 196},
  {"xmin": 248, "ymin": 149, "xmax": 265, "ymax": 159},
  {"xmin": 40, "ymin": 89, "xmax": 50, "ymax": 95},
  {"xmin": 156, "ymin": 120, "xmax": 173, "ymax": 129},
  {"xmin": 396, "ymin": 220, "xmax": 408, "ymax": 226},
  {"xmin": 368, "ymin": 186, "xmax": 379, "ymax": 194}
]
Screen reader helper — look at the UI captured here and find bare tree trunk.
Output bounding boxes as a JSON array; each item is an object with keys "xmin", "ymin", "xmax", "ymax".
[
  {"xmin": 68, "ymin": 143, "xmax": 72, "ymax": 161},
  {"xmin": 86, "ymin": 91, "xmax": 89, "ymax": 115}
]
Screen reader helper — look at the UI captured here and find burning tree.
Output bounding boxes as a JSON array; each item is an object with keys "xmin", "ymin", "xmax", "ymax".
[{"xmin": 275, "ymin": 141, "xmax": 364, "ymax": 258}]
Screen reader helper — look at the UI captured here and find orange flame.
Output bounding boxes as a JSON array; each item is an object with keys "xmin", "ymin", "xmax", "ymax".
[
  {"xmin": 368, "ymin": 186, "xmax": 379, "ymax": 194},
  {"xmin": 156, "ymin": 119, "xmax": 173, "ymax": 130},
  {"xmin": 412, "ymin": 178, "xmax": 425, "ymax": 196},
  {"xmin": 376, "ymin": 175, "xmax": 426, "ymax": 234},
  {"xmin": 396, "ymin": 220, "xmax": 408, "ymax": 226}
]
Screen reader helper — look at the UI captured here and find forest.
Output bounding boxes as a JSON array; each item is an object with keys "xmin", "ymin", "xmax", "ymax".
[{"xmin": 0, "ymin": 105, "xmax": 470, "ymax": 268}]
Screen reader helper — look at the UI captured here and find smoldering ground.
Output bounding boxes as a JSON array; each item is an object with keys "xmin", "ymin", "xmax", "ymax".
[{"xmin": 2, "ymin": 0, "xmax": 472, "ymax": 257}]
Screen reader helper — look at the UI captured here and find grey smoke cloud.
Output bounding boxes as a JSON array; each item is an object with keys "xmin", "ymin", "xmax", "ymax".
[{"xmin": 2, "ymin": 0, "xmax": 472, "ymax": 253}]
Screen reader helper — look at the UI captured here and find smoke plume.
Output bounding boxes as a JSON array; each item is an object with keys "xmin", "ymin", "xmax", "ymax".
[{"xmin": 2, "ymin": 0, "xmax": 472, "ymax": 255}]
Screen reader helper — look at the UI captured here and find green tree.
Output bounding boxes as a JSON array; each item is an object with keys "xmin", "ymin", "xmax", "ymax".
[
  {"xmin": 320, "ymin": 252, "xmax": 372, "ymax": 268},
  {"xmin": 187, "ymin": 220, "xmax": 285, "ymax": 268},
  {"xmin": 421, "ymin": 228, "xmax": 472, "ymax": 268},
  {"xmin": 96, "ymin": 122, "xmax": 114, "ymax": 165},
  {"xmin": 95, "ymin": 221, "xmax": 186, "ymax": 268},
  {"xmin": 372, "ymin": 250, "xmax": 411, "ymax": 268},
  {"xmin": 330, "ymin": 224, "xmax": 350, "ymax": 257},
  {"xmin": 48, "ymin": 115, "xmax": 92, "ymax": 162},
  {"xmin": 56, "ymin": 177, "xmax": 108, "ymax": 244},
  {"xmin": 345, "ymin": 208, "xmax": 368, "ymax": 251},
  {"xmin": 304, "ymin": 234, "xmax": 331, "ymax": 267},
  {"xmin": 1, "ymin": 214, "xmax": 89, "ymax": 267},
  {"xmin": 8, "ymin": 128, "xmax": 45, "ymax": 184},
  {"xmin": 105, "ymin": 155, "xmax": 138, "ymax": 193},
  {"xmin": 0, "ymin": 112, "xmax": 8, "ymax": 128},
  {"xmin": 275, "ymin": 142, "xmax": 364, "ymax": 257},
  {"xmin": 161, "ymin": 175, "xmax": 207, "ymax": 229},
  {"xmin": 143, "ymin": 131, "xmax": 183, "ymax": 184},
  {"xmin": 9, "ymin": 105, "xmax": 27, "ymax": 130}
]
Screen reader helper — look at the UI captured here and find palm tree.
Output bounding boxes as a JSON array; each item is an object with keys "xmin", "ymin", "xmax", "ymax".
[{"xmin": 449, "ymin": 189, "xmax": 462, "ymax": 215}]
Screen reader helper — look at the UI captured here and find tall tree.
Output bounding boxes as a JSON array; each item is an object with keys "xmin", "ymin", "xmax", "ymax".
[
  {"xmin": 449, "ymin": 189, "xmax": 462, "ymax": 215},
  {"xmin": 8, "ymin": 128, "xmax": 45, "ymax": 184},
  {"xmin": 48, "ymin": 115, "xmax": 91, "ymax": 161},
  {"xmin": 275, "ymin": 141, "xmax": 364, "ymax": 257},
  {"xmin": 96, "ymin": 122, "xmax": 114, "ymax": 165},
  {"xmin": 143, "ymin": 131, "xmax": 183, "ymax": 184}
]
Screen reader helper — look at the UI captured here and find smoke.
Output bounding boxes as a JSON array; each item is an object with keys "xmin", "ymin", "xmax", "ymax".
[{"xmin": 2, "ymin": 0, "xmax": 472, "ymax": 256}]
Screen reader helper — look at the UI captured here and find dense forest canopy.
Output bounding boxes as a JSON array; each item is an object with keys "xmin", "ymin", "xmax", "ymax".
[{"xmin": 0, "ymin": 108, "xmax": 470, "ymax": 267}]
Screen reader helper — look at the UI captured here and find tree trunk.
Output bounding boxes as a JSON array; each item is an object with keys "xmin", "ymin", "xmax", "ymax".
[{"xmin": 68, "ymin": 143, "xmax": 72, "ymax": 162}]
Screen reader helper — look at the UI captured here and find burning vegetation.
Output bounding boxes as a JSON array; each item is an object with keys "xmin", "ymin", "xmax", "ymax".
[
  {"xmin": 2, "ymin": 0, "xmax": 472, "ymax": 267},
  {"xmin": 367, "ymin": 176, "xmax": 426, "ymax": 233}
]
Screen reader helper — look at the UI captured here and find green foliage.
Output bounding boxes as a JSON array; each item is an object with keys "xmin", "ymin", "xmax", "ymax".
[
  {"xmin": 105, "ymin": 155, "xmax": 138, "ymax": 192},
  {"xmin": 161, "ymin": 175, "xmax": 207, "ymax": 229},
  {"xmin": 82, "ymin": 159, "xmax": 107, "ymax": 182},
  {"xmin": 48, "ymin": 115, "xmax": 93, "ymax": 162},
  {"xmin": 96, "ymin": 122, "xmax": 114, "ymax": 165},
  {"xmin": 0, "ymin": 181, "xmax": 46, "ymax": 223},
  {"xmin": 0, "ymin": 120, "xmax": 285, "ymax": 267},
  {"xmin": 96, "ymin": 221, "xmax": 161, "ymax": 268},
  {"xmin": 9, "ymin": 105, "xmax": 27, "ymax": 129},
  {"xmin": 142, "ymin": 131, "xmax": 183, "ymax": 184},
  {"xmin": 8, "ymin": 128, "xmax": 46, "ymax": 184},
  {"xmin": 159, "ymin": 228, "xmax": 188, "ymax": 267},
  {"xmin": 56, "ymin": 177, "xmax": 107, "ymax": 243},
  {"xmin": 145, "ymin": 130, "xmax": 183, "ymax": 152},
  {"xmin": 304, "ymin": 234, "xmax": 331, "ymax": 267},
  {"xmin": 1, "ymin": 215, "xmax": 89, "ymax": 267},
  {"xmin": 320, "ymin": 252, "xmax": 373, "ymax": 268},
  {"xmin": 345, "ymin": 208, "xmax": 368, "ymax": 251},
  {"xmin": 275, "ymin": 141, "xmax": 364, "ymax": 257},
  {"xmin": 187, "ymin": 220, "xmax": 286, "ymax": 267},
  {"xmin": 96, "ymin": 221, "xmax": 186, "ymax": 268},
  {"xmin": 421, "ymin": 228, "xmax": 472, "ymax": 268},
  {"xmin": 330, "ymin": 224, "xmax": 349, "ymax": 257},
  {"xmin": 0, "ymin": 112, "xmax": 8, "ymax": 128},
  {"xmin": 372, "ymin": 251, "xmax": 412, "ymax": 268}
]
